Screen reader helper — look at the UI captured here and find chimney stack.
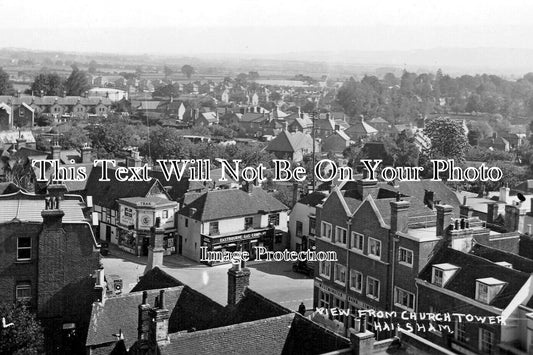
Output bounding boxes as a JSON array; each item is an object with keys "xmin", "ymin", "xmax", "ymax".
[
  {"xmin": 505, "ymin": 204, "xmax": 526, "ymax": 233},
  {"xmin": 149, "ymin": 290, "xmax": 170, "ymax": 346},
  {"xmin": 144, "ymin": 218, "xmax": 165, "ymax": 274},
  {"xmin": 51, "ymin": 142, "xmax": 61, "ymax": 161},
  {"xmin": 390, "ymin": 199, "xmax": 410, "ymax": 234},
  {"xmin": 500, "ymin": 186, "xmax": 510, "ymax": 204},
  {"xmin": 436, "ymin": 204, "xmax": 453, "ymax": 237},
  {"xmin": 137, "ymin": 291, "xmax": 151, "ymax": 341},
  {"xmin": 81, "ymin": 143, "xmax": 92, "ymax": 164},
  {"xmin": 227, "ymin": 263, "xmax": 250, "ymax": 305},
  {"xmin": 487, "ymin": 202, "xmax": 499, "ymax": 225},
  {"xmin": 92, "ymin": 266, "xmax": 106, "ymax": 303}
]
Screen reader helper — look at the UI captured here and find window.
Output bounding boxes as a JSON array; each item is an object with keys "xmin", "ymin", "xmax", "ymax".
[
  {"xmin": 332, "ymin": 297, "xmax": 346, "ymax": 322},
  {"xmin": 479, "ymin": 329, "xmax": 494, "ymax": 353},
  {"xmin": 309, "ymin": 217, "xmax": 316, "ymax": 235},
  {"xmin": 17, "ymin": 237, "xmax": 32, "ymax": 261},
  {"xmin": 268, "ymin": 213, "xmax": 280, "ymax": 226},
  {"xmin": 368, "ymin": 238, "xmax": 381, "ymax": 259},
  {"xmin": 209, "ymin": 222, "xmax": 219, "ymax": 235},
  {"xmin": 334, "ymin": 227, "xmax": 347, "ymax": 245},
  {"xmin": 455, "ymin": 320, "xmax": 467, "ymax": 343},
  {"xmin": 15, "ymin": 282, "xmax": 31, "ymax": 302},
  {"xmin": 245, "ymin": 217, "xmax": 253, "ymax": 230},
  {"xmin": 319, "ymin": 260, "xmax": 331, "ymax": 278},
  {"xmin": 185, "ymin": 218, "xmax": 189, "ymax": 228},
  {"xmin": 350, "ymin": 232, "xmax": 364, "ymax": 252},
  {"xmin": 318, "ymin": 290, "xmax": 330, "ymax": 308},
  {"xmin": 162, "ymin": 210, "xmax": 168, "ymax": 218},
  {"xmin": 367, "ymin": 277, "xmax": 380, "ymax": 300},
  {"xmin": 394, "ymin": 287, "xmax": 415, "ymax": 310},
  {"xmin": 350, "ymin": 270, "xmax": 363, "ymax": 292},
  {"xmin": 275, "ymin": 234, "xmax": 282, "ymax": 244},
  {"xmin": 19, "ymin": 108, "xmax": 24, "ymax": 117},
  {"xmin": 321, "ymin": 222, "xmax": 332, "ymax": 240},
  {"xmin": 429, "ymin": 306, "xmax": 441, "ymax": 336},
  {"xmin": 334, "ymin": 263, "xmax": 347, "ymax": 285},
  {"xmin": 432, "ymin": 268, "xmax": 443, "ymax": 286},
  {"xmin": 348, "ymin": 304, "xmax": 358, "ymax": 330},
  {"xmin": 475, "ymin": 279, "xmax": 505, "ymax": 304},
  {"xmin": 398, "ymin": 248, "xmax": 413, "ymax": 266},
  {"xmin": 296, "ymin": 221, "xmax": 303, "ymax": 237},
  {"xmin": 477, "ymin": 283, "xmax": 489, "ymax": 303}
]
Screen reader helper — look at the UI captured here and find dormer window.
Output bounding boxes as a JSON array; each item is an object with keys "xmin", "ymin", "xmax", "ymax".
[
  {"xmin": 476, "ymin": 278, "xmax": 505, "ymax": 304},
  {"xmin": 431, "ymin": 263, "xmax": 460, "ymax": 287}
]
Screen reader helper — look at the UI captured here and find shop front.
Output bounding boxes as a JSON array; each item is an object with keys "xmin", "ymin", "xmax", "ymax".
[{"xmin": 200, "ymin": 227, "xmax": 275, "ymax": 266}]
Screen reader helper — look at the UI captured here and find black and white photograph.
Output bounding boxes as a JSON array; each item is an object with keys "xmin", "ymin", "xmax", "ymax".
[{"xmin": 0, "ymin": 0, "xmax": 533, "ymax": 354}]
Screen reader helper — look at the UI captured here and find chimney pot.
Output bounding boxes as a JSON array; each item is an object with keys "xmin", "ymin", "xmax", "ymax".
[{"xmin": 159, "ymin": 290, "xmax": 165, "ymax": 309}]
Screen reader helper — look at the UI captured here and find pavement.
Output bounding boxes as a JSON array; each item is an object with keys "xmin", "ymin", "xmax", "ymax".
[{"xmin": 102, "ymin": 245, "xmax": 314, "ymax": 312}]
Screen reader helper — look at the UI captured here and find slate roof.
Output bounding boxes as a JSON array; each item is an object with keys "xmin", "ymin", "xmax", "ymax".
[
  {"xmin": 0, "ymin": 95, "xmax": 112, "ymax": 106},
  {"xmin": 85, "ymin": 167, "xmax": 170, "ymax": 209},
  {"xmin": 418, "ymin": 247, "xmax": 530, "ymax": 309},
  {"xmin": 343, "ymin": 119, "xmax": 378, "ymax": 137},
  {"xmin": 266, "ymin": 131, "xmax": 313, "ymax": 153},
  {"xmin": 0, "ymin": 130, "xmax": 36, "ymax": 144},
  {"xmin": 180, "ymin": 186, "xmax": 288, "ymax": 221},
  {"xmin": 0, "ymin": 191, "xmax": 87, "ymax": 223},
  {"xmin": 469, "ymin": 243, "xmax": 533, "ymax": 273},
  {"xmin": 86, "ymin": 287, "xmax": 184, "ymax": 348},
  {"xmin": 297, "ymin": 191, "xmax": 328, "ymax": 207},
  {"xmin": 0, "ymin": 182, "xmax": 21, "ymax": 195}
]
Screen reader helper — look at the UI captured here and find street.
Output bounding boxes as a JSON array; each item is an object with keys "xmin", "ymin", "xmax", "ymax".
[{"xmin": 102, "ymin": 247, "xmax": 314, "ymax": 312}]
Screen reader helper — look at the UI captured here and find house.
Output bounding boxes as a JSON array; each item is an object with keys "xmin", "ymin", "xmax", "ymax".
[
  {"xmin": 367, "ymin": 117, "xmax": 392, "ymax": 133},
  {"xmin": 85, "ymin": 161, "xmax": 174, "ymax": 256},
  {"xmin": 195, "ymin": 111, "xmax": 218, "ymax": 126},
  {"xmin": 0, "ymin": 184, "xmax": 100, "ymax": 353},
  {"xmin": 85, "ymin": 238, "xmax": 352, "ymax": 355},
  {"xmin": 289, "ymin": 191, "xmax": 328, "ymax": 251},
  {"xmin": 265, "ymin": 130, "xmax": 316, "ymax": 162},
  {"xmin": 0, "ymin": 102, "xmax": 12, "ymax": 129},
  {"xmin": 417, "ymin": 242, "xmax": 533, "ymax": 354},
  {"xmin": 322, "ymin": 130, "xmax": 352, "ymax": 155},
  {"xmin": 343, "ymin": 116, "xmax": 378, "ymax": 142},
  {"xmin": 312, "ymin": 179, "xmax": 464, "ymax": 339},
  {"xmin": 478, "ymin": 135, "xmax": 510, "ymax": 152},
  {"xmin": 177, "ymin": 185, "xmax": 289, "ymax": 264}
]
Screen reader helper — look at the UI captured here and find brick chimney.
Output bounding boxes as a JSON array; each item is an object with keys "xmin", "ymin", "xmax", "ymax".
[
  {"xmin": 138, "ymin": 291, "xmax": 151, "ymax": 341},
  {"xmin": 81, "ymin": 143, "xmax": 92, "ymax": 164},
  {"xmin": 487, "ymin": 202, "xmax": 499, "ymax": 224},
  {"xmin": 390, "ymin": 198, "xmax": 410, "ymax": 234},
  {"xmin": 505, "ymin": 204, "xmax": 526, "ymax": 232},
  {"xmin": 227, "ymin": 262, "xmax": 250, "ymax": 305},
  {"xmin": 436, "ymin": 204, "xmax": 453, "ymax": 237},
  {"xmin": 51, "ymin": 142, "xmax": 61, "ymax": 161},
  {"xmin": 126, "ymin": 148, "xmax": 142, "ymax": 168},
  {"xmin": 144, "ymin": 218, "xmax": 165, "ymax": 274},
  {"xmin": 500, "ymin": 186, "xmax": 510, "ymax": 204},
  {"xmin": 92, "ymin": 266, "xmax": 106, "ymax": 303},
  {"xmin": 149, "ymin": 290, "xmax": 170, "ymax": 346},
  {"xmin": 349, "ymin": 329, "xmax": 375, "ymax": 355}
]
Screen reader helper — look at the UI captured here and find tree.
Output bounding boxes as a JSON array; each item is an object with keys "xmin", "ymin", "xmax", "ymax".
[
  {"xmin": 142, "ymin": 127, "xmax": 192, "ymax": 160},
  {"xmin": 0, "ymin": 302, "xmax": 44, "ymax": 354},
  {"xmin": 424, "ymin": 117, "xmax": 469, "ymax": 163},
  {"xmin": 88, "ymin": 121, "xmax": 147, "ymax": 158},
  {"xmin": 181, "ymin": 65, "xmax": 195, "ymax": 80},
  {"xmin": 0, "ymin": 67, "xmax": 13, "ymax": 95},
  {"xmin": 31, "ymin": 73, "xmax": 65, "ymax": 96},
  {"xmin": 163, "ymin": 65, "xmax": 173, "ymax": 78},
  {"xmin": 65, "ymin": 65, "xmax": 90, "ymax": 96},
  {"xmin": 88, "ymin": 60, "xmax": 98, "ymax": 74}
]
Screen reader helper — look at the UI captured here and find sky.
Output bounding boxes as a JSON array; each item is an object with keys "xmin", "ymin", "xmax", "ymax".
[{"xmin": 0, "ymin": 0, "xmax": 532, "ymax": 56}]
